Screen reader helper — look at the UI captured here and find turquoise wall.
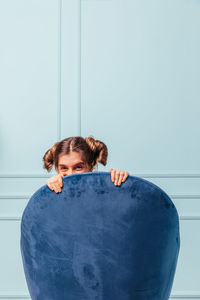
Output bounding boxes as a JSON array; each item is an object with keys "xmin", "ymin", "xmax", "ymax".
[{"xmin": 0, "ymin": 0, "xmax": 199, "ymax": 298}]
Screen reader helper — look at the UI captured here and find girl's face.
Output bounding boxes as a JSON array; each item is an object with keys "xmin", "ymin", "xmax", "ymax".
[{"xmin": 56, "ymin": 151, "xmax": 93, "ymax": 177}]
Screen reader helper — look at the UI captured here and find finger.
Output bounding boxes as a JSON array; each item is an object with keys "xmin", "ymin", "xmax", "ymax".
[
  {"xmin": 121, "ymin": 171, "xmax": 129, "ymax": 182},
  {"xmin": 47, "ymin": 184, "xmax": 54, "ymax": 191},
  {"xmin": 116, "ymin": 172, "xmax": 124, "ymax": 185},
  {"xmin": 57, "ymin": 175, "xmax": 63, "ymax": 187},
  {"xmin": 52, "ymin": 184, "xmax": 61, "ymax": 193},
  {"xmin": 110, "ymin": 169, "xmax": 116, "ymax": 182},
  {"xmin": 114, "ymin": 170, "xmax": 121, "ymax": 185}
]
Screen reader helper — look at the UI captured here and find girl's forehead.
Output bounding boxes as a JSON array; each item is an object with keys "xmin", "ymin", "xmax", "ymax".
[{"xmin": 58, "ymin": 152, "xmax": 84, "ymax": 165}]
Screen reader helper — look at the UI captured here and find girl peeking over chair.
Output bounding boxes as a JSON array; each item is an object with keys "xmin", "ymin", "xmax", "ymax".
[{"xmin": 42, "ymin": 136, "xmax": 129, "ymax": 193}]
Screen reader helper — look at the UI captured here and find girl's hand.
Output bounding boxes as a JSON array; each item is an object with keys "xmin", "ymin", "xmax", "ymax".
[
  {"xmin": 46, "ymin": 174, "xmax": 63, "ymax": 193},
  {"xmin": 109, "ymin": 168, "xmax": 129, "ymax": 186}
]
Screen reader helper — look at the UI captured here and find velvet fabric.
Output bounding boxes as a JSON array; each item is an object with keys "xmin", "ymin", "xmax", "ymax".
[{"xmin": 20, "ymin": 171, "xmax": 180, "ymax": 300}]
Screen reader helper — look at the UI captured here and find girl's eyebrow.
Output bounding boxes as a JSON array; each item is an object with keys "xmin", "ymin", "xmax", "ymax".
[{"xmin": 59, "ymin": 161, "xmax": 84, "ymax": 167}]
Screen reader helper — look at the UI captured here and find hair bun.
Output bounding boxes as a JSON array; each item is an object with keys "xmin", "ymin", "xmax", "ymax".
[{"xmin": 85, "ymin": 136, "xmax": 96, "ymax": 152}]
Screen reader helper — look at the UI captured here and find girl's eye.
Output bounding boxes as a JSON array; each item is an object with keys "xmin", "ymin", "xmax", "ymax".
[{"xmin": 76, "ymin": 166, "xmax": 82, "ymax": 169}]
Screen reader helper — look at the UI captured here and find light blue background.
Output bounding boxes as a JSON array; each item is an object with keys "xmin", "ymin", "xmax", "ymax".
[{"xmin": 0, "ymin": 0, "xmax": 199, "ymax": 298}]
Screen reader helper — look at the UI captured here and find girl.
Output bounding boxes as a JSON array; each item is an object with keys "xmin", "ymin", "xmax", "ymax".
[{"xmin": 43, "ymin": 136, "xmax": 129, "ymax": 193}]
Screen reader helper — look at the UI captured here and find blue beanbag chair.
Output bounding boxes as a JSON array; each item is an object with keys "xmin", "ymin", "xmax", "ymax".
[{"xmin": 20, "ymin": 171, "xmax": 180, "ymax": 300}]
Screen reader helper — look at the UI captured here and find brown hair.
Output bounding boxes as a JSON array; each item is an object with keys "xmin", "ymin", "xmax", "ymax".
[{"xmin": 42, "ymin": 135, "xmax": 108, "ymax": 172}]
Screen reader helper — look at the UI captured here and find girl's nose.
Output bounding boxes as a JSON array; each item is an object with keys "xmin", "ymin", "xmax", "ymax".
[{"xmin": 67, "ymin": 169, "xmax": 73, "ymax": 176}]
